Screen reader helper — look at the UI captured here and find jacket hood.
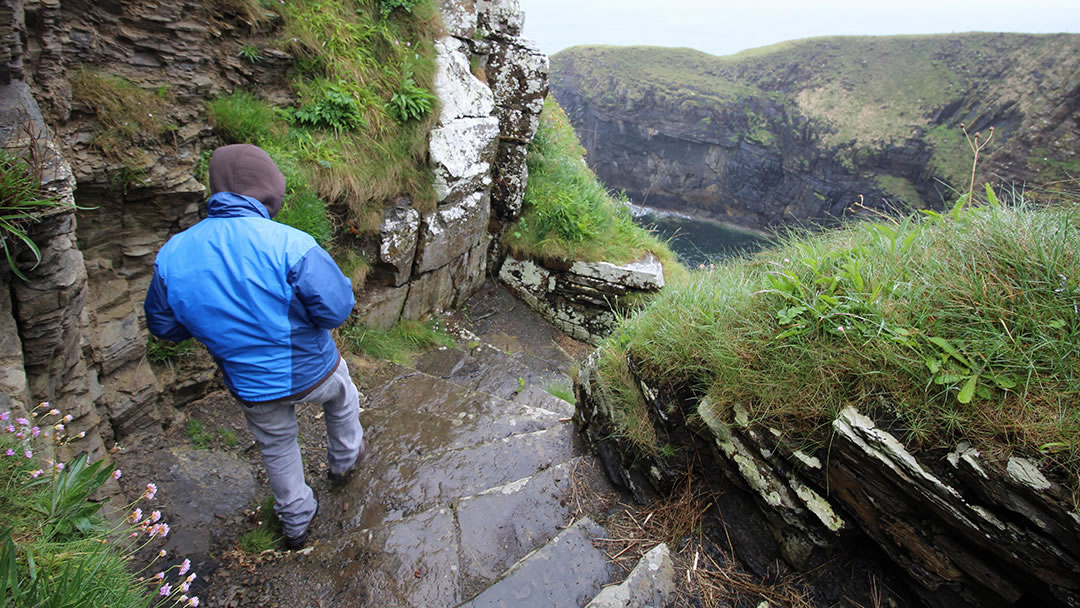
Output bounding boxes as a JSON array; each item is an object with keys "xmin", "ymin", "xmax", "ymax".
[{"xmin": 209, "ymin": 144, "xmax": 286, "ymax": 218}]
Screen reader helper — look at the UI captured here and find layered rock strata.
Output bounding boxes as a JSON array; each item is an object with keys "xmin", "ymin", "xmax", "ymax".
[
  {"xmin": 576, "ymin": 354, "xmax": 1080, "ymax": 608},
  {"xmin": 0, "ymin": 0, "xmax": 547, "ymax": 461}
]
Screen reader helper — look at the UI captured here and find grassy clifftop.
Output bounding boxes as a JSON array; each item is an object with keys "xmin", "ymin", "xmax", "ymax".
[{"xmin": 552, "ymin": 33, "xmax": 1080, "ymax": 192}]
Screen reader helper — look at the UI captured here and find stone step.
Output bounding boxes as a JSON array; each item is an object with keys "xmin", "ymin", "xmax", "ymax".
[
  {"xmin": 415, "ymin": 343, "xmax": 568, "ymax": 401},
  {"xmin": 456, "ymin": 516, "xmax": 617, "ymax": 608},
  {"xmin": 361, "ymin": 369, "xmax": 567, "ymax": 461},
  {"xmin": 294, "ymin": 460, "xmax": 587, "ymax": 608},
  {"xmin": 345, "ymin": 423, "xmax": 578, "ymax": 530}
]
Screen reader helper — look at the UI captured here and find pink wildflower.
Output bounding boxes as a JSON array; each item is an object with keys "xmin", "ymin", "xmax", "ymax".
[
  {"xmin": 189, "ymin": 598, "xmax": 200, "ymax": 607},
  {"xmin": 24, "ymin": 450, "xmax": 32, "ymax": 459},
  {"xmin": 54, "ymin": 462, "xmax": 64, "ymax": 471},
  {"xmin": 31, "ymin": 427, "xmax": 40, "ymax": 437},
  {"xmin": 4, "ymin": 425, "xmax": 12, "ymax": 433},
  {"xmin": 15, "ymin": 417, "xmax": 28, "ymax": 426},
  {"xmin": 128, "ymin": 508, "xmax": 143, "ymax": 523},
  {"xmin": 47, "ymin": 408, "xmax": 59, "ymax": 416},
  {"xmin": 160, "ymin": 523, "xmax": 170, "ymax": 537},
  {"xmin": 112, "ymin": 469, "xmax": 122, "ymax": 480},
  {"xmin": 150, "ymin": 510, "xmax": 162, "ymax": 523},
  {"xmin": 62, "ymin": 414, "xmax": 73, "ymax": 423},
  {"xmin": 29, "ymin": 469, "xmax": 42, "ymax": 478},
  {"xmin": 158, "ymin": 549, "xmax": 167, "ymax": 558},
  {"xmin": 159, "ymin": 583, "xmax": 171, "ymax": 596},
  {"xmin": 0, "ymin": 411, "xmax": 8, "ymax": 421},
  {"xmin": 180, "ymin": 582, "xmax": 190, "ymax": 593},
  {"xmin": 186, "ymin": 573, "xmax": 196, "ymax": 583},
  {"xmin": 144, "ymin": 483, "xmax": 158, "ymax": 499},
  {"xmin": 53, "ymin": 423, "xmax": 64, "ymax": 432},
  {"xmin": 153, "ymin": 572, "xmax": 164, "ymax": 581},
  {"xmin": 178, "ymin": 558, "xmax": 191, "ymax": 576},
  {"xmin": 4, "ymin": 449, "xmax": 12, "ymax": 457}
]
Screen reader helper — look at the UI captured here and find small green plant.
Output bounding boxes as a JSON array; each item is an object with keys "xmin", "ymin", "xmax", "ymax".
[
  {"xmin": 237, "ymin": 43, "xmax": 263, "ymax": 63},
  {"xmin": 217, "ymin": 428, "xmax": 239, "ymax": 447},
  {"xmin": 69, "ymin": 70, "xmax": 172, "ymax": 158},
  {"xmin": 146, "ymin": 336, "xmax": 195, "ymax": 365},
  {"xmin": 293, "ymin": 81, "xmax": 366, "ymax": 132},
  {"xmin": 185, "ymin": 419, "xmax": 211, "ymax": 449},
  {"xmin": 273, "ymin": 181, "xmax": 334, "ymax": 247},
  {"xmin": 387, "ymin": 71, "xmax": 436, "ymax": 123},
  {"xmin": 543, "ymin": 382, "xmax": 576, "ymax": 405},
  {"xmin": 344, "ymin": 318, "xmax": 455, "ymax": 365},
  {"xmin": 0, "ymin": 150, "xmax": 70, "ymax": 280},
  {"xmin": 378, "ymin": 0, "xmax": 421, "ymax": 18}
]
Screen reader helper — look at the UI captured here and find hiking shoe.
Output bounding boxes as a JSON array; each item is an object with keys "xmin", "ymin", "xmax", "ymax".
[
  {"xmin": 328, "ymin": 438, "xmax": 367, "ymax": 487},
  {"xmin": 282, "ymin": 490, "xmax": 319, "ymax": 551}
]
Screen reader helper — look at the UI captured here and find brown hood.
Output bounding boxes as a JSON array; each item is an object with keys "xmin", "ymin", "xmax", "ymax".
[{"xmin": 208, "ymin": 144, "xmax": 287, "ymax": 218}]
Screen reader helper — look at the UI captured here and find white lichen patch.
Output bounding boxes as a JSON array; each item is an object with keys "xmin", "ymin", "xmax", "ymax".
[
  {"xmin": 792, "ymin": 450, "xmax": 821, "ymax": 470},
  {"xmin": 1006, "ymin": 457, "xmax": 1052, "ymax": 491},
  {"xmin": 790, "ymin": 479, "xmax": 844, "ymax": 531}
]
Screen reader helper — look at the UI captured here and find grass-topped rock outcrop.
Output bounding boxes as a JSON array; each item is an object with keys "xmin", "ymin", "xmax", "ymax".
[
  {"xmin": 550, "ymin": 34, "xmax": 1080, "ymax": 230},
  {"xmin": 576, "ymin": 195, "xmax": 1080, "ymax": 607}
]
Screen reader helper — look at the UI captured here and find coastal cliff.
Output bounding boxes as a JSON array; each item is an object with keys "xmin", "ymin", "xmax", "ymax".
[{"xmin": 550, "ymin": 34, "xmax": 1080, "ymax": 229}]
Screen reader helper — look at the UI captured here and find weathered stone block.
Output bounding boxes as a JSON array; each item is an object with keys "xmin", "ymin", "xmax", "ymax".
[
  {"xmin": 568, "ymin": 254, "xmax": 665, "ymax": 291},
  {"xmin": 486, "ymin": 38, "xmax": 548, "ymax": 116},
  {"xmin": 415, "ymin": 191, "xmax": 490, "ymax": 275},
  {"xmin": 355, "ymin": 283, "xmax": 409, "ymax": 331},
  {"xmin": 375, "ymin": 201, "xmax": 420, "ymax": 287},
  {"xmin": 430, "ymin": 116, "xmax": 500, "ymax": 202},
  {"xmin": 475, "ymin": 0, "xmax": 523, "ymax": 37},
  {"xmin": 434, "ymin": 36, "xmax": 494, "ymax": 123},
  {"xmin": 438, "ymin": 0, "xmax": 478, "ymax": 38},
  {"xmin": 491, "ymin": 141, "xmax": 528, "ymax": 221}
]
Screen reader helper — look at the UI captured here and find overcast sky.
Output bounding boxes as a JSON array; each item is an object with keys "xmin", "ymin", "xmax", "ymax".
[{"xmin": 517, "ymin": 0, "xmax": 1080, "ymax": 58}]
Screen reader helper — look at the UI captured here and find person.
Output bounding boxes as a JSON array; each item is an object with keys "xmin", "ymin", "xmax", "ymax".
[{"xmin": 144, "ymin": 143, "xmax": 365, "ymax": 550}]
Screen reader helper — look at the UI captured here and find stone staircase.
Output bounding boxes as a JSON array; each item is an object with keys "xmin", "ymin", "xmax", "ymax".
[{"xmin": 254, "ymin": 284, "xmax": 628, "ymax": 607}]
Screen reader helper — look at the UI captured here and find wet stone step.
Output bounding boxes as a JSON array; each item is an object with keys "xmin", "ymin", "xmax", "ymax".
[
  {"xmin": 513, "ymin": 384, "xmax": 576, "ymax": 419},
  {"xmin": 345, "ymin": 424, "xmax": 578, "ymax": 530},
  {"xmin": 457, "ymin": 516, "xmax": 617, "ymax": 608},
  {"xmin": 360, "ymin": 371, "xmax": 566, "ymax": 463},
  {"xmin": 416, "ymin": 345, "xmax": 558, "ymax": 401},
  {"xmin": 457, "ymin": 459, "xmax": 580, "ymax": 583}
]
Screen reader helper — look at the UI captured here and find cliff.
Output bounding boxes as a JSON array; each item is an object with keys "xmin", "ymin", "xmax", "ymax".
[
  {"xmin": 549, "ymin": 34, "xmax": 1080, "ymax": 229},
  {"xmin": 0, "ymin": 0, "xmax": 546, "ymax": 465}
]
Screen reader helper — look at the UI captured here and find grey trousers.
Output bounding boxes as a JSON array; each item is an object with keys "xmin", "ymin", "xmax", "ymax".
[{"xmin": 239, "ymin": 357, "xmax": 364, "ymax": 538}]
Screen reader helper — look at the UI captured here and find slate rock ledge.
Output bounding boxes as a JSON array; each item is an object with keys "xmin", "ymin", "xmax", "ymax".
[{"xmin": 576, "ymin": 353, "xmax": 1080, "ymax": 608}]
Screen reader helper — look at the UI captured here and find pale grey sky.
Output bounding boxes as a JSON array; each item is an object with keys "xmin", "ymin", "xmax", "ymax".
[{"xmin": 517, "ymin": 0, "xmax": 1080, "ymax": 58}]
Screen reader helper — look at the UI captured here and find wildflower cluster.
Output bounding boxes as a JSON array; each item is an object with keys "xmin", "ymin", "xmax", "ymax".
[{"xmin": 1, "ymin": 401, "xmax": 201, "ymax": 607}]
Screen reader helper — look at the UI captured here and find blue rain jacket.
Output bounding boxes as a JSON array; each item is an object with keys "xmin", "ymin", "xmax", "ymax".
[{"xmin": 144, "ymin": 192, "xmax": 354, "ymax": 402}]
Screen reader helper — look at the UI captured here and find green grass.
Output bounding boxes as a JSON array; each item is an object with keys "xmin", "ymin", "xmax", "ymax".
[
  {"xmin": 343, "ymin": 318, "xmax": 455, "ymax": 365},
  {"xmin": 146, "ymin": 336, "xmax": 195, "ymax": 365},
  {"xmin": 69, "ymin": 70, "xmax": 174, "ymax": 160},
  {"xmin": 206, "ymin": 0, "xmax": 443, "ymax": 240},
  {"xmin": 0, "ymin": 150, "xmax": 74, "ymax": 280},
  {"xmin": 505, "ymin": 98, "xmax": 686, "ymax": 284},
  {"xmin": 238, "ymin": 496, "xmax": 282, "ymax": 553},
  {"xmin": 544, "ymin": 382, "xmax": 575, "ymax": 405},
  {"xmin": 592, "ymin": 193, "xmax": 1080, "ymax": 488}
]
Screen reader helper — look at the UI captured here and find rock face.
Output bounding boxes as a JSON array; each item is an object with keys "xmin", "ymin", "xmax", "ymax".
[
  {"xmin": 0, "ymin": 0, "xmax": 547, "ymax": 463},
  {"xmin": 550, "ymin": 36, "xmax": 1080, "ymax": 231},
  {"xmin": 499, "ymin": 254, "xmax": 665, "ymax": 345},
  {"xmin": 576, "ymin": 354, "xmax": 1080, "ymax": 608}
]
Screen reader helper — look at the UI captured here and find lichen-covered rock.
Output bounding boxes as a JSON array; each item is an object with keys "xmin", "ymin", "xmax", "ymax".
[
  {"xmin": 499, "ymin": 254, "xmax": 664, "ymax": 345},
  {"xmin": 434, "ymin": 36, "xmax": 495, "ymax": 123},
  {"xmin": 486, "ymin": 39, "xmax": 548, "ymax": 142},
  {"xmin": 376, "ymin": 201, "xmax": 420, "ymax": 287},
  {"xmin": 429, "ymin": 116, "xmax": 500, "ymax": 203},
  {"xmin": 475, "ymin": 0, "xmax": 523, "ymax": 38},
  {"xmin": 415, "ymin": 191, "xmax": 491, "ymax": 276},
  {"xmin": 491, "ymin": 141, "xmax": 527, "ymax": 221},
  {"xmin": 586, "ymin": 543, "xmax": 675, "ymax": 608}
]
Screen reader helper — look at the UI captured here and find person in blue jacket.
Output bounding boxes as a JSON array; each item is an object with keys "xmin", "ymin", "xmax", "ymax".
[{"xmin": 144, "ymin": 144, "xmax": 365, "ymax": 550}]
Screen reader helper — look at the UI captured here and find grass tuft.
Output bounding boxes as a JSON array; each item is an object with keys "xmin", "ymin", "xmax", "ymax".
[
  {"xmin": 506, "ymin": 98, "xmax": 686, "ymax": 285},
  {"xmin": 594, "ymin": 192, "xmax": 1080, "ymax": 490},
  {"xmin": 343, "ymin": 318, "xmax": 455, "ymax": 365},
  {"xmin": 69, "ymin": 70, "xmax": 173, "ymax": 159}
]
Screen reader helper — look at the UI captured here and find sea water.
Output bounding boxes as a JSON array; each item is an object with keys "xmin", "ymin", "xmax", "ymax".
[{"xmin": 629, "ymin": 204, "xmax": 772, "ymax": 267}]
